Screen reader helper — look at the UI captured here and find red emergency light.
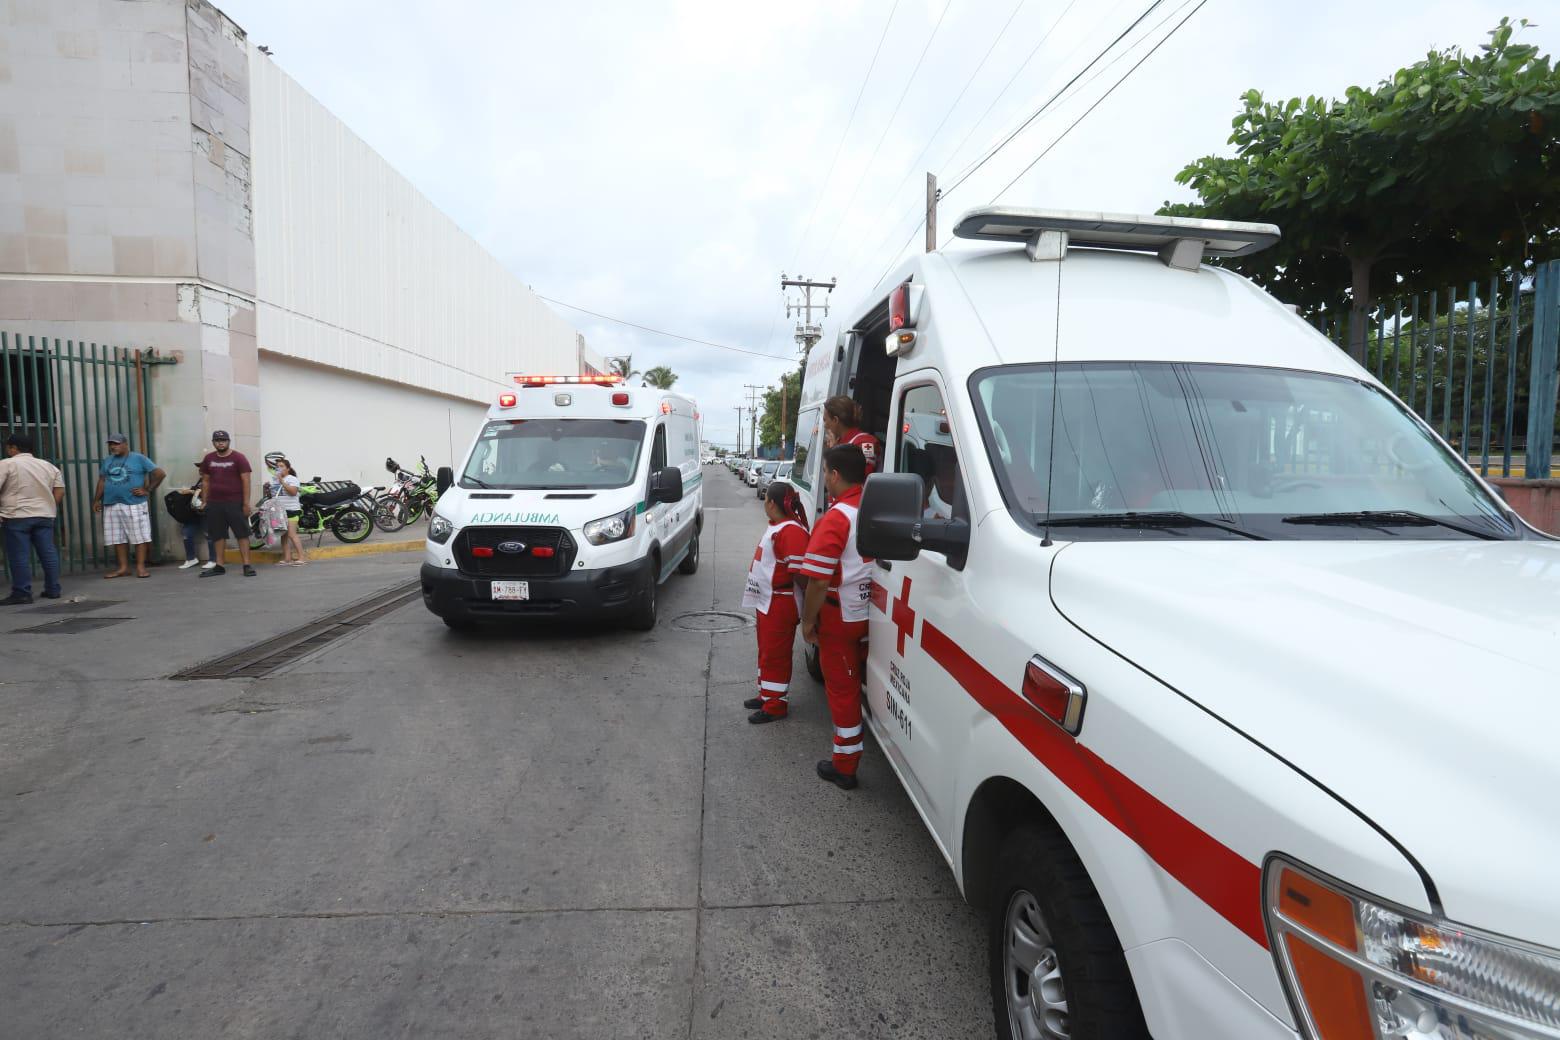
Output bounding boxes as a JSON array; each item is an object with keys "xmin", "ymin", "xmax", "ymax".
[
  {"xmin": 531, "ymin": 546, "xmax": 555, "ymax": 558},
  {"xmin": 611, "ymin": 392, "xmax": 630, "ymax": 406},
  {"xmin": 498, "ymin": 393, "xmax": 517, "ymax": 408},
  {"xmin": 512, "ymin": 374, "xmax": 623, "ymax": 388},
  {"xmin": 889, "ymin": 281, "xmax": 910, "ymax": 331},
  {"xmin": 471, "ymin": 546, "xmax": 495, "ymax": 558}
]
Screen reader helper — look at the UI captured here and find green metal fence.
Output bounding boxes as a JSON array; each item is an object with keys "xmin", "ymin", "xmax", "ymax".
[
  {"xmin": 1314, "ymin": 258, "xmax": 1560, "ymax": 479},
  {"xmin": 1, "ymin": 333, "xmax": 166, "ymax": 578}
]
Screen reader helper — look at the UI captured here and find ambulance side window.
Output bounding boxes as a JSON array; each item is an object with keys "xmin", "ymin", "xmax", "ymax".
[
  {"xmin": 649, "ymin": 425, "xmax": 668, "ymax": 472},
  {"xmin": 896, "ymin": 384, "xmax": 967, "ymax": 524}
]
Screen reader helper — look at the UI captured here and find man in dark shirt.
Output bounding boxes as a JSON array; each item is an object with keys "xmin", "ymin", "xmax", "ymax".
[{"xmin": 198, "ymin": 430, "xmax": 255, "ymax": 577}]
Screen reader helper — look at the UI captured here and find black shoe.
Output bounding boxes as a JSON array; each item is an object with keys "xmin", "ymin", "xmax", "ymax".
[
  {"xmin": 200, "ymin": 565, "xmax": 226, "ymax": 578},
  {"xmin": 41, "ymin": 591, "xmax": 61, "ymax": 599},
  {"xmin": 743, "ymin": 696, "xmax": 764, "ymax": 710},
  {"xmin": 0, "ymin": 592, "xmax": 33, "ymax": 606},
  {"xmin": 748, "ymin": 710, "xmax": 785, "ymax": 724},
  {"xmin": 816, "ymin": 760, "xmax": 858, "ymax": 790},
  {"xmin": 242, "ymin": 565, "xmax": 257, "ymax": 577}
]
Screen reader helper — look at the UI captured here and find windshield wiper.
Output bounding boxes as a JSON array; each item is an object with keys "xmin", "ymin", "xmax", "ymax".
[
  {"xmin": 460, "ymin": 476, "xmax": 494, "ymax": 489},
  {"xmin": 1281, "ymin": 509, "xmax": 1501, "ymax": 540},
  {"xmin": 1044, "ymin": 511, "xmax": 1267, "ymax": 540}
]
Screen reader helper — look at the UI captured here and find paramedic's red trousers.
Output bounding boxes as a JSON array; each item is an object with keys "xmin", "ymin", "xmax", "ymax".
[
  {"xmin": 818, "ymin": 602, "xmax": 868, "ymax": 775},
  {"xmin": 755, "ymin": 592, "xmax": 799, "ymax": 717}
]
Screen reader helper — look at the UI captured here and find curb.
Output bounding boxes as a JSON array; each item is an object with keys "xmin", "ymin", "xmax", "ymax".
[{"xmin": 248, "ymin": 538, "xmax": 424, "ymax": 564}]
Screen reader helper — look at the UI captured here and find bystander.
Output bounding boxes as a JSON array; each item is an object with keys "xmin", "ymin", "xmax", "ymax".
[
  {"xmin": 198, "ymin": 431, "xmax": 255, "ymax": 578},
  {"xmin": 0, "ymin": 433, "xmax": 65, "ymax": 605},
  {"xmin": 93, "ymin": 433, "xmax": 165, "ymax": 579}
]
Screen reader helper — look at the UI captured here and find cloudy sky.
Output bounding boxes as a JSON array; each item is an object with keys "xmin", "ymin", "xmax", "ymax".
[{"xmin": 221, "ymin": 0, "xmax": 1555, "ymax": 447}]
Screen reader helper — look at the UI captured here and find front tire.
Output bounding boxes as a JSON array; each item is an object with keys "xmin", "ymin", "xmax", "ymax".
[
  {"xmin": 677, "ymin": 533, "xmax": 700, "ymax": 575},
  {"xmin": 628, "ymin": 564, "xmax": 658, "ymax": 631},
  {"xmin": 988, "ymin": 824, "xmax": 1149, "ymax": 1040},
  {"xmin": 330, "ymin": 506, "xmax": 374, "ymax": 544}
]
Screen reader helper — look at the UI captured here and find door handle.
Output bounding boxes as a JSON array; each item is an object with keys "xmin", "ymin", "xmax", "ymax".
[{"xmin": 877, "ymin": 560, "xmax": 892, "ymax": 571}]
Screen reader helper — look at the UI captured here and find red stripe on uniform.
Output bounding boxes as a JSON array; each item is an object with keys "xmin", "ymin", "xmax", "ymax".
[{"xmin": 918, "ymin": 621, "xmax": 1268, "ymax": 948}]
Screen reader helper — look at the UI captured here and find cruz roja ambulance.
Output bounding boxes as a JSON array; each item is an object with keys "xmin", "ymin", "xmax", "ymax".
[
  {"xmin": 793, "ymin": 207, "xmax": 1560, "ymax": 1040},
  {"xmin": 420, "ymin": 374, "xmax": 702, "ymax": 631}
]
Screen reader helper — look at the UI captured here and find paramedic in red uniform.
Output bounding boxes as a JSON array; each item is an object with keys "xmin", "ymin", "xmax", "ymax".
[
  {"xmin": 742, "ymin": 482, "xmax": 810, "ymax": 724},
  {"xmin": 797, "ymin": 445, "xmax": 874, "ymax": 790},
  {"xmin": 822, "ymin": 396, "xmax": 881, "ymax": 477}
]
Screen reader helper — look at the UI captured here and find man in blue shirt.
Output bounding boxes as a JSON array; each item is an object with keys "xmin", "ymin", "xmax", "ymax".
[{"xmin": 93, "ymin": 433, "xmax": 165, "ymax": 579}]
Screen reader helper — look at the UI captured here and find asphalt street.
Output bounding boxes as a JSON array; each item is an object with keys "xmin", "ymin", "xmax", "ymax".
[{"xmin": 0, "ymin": 465, "xmax": 991, "ymax": 1039}]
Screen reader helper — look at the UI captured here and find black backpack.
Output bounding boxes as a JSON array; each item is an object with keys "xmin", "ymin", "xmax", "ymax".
[{"xmin": 164, "ymin": 489, "xmax": 199, "ymax": 524}]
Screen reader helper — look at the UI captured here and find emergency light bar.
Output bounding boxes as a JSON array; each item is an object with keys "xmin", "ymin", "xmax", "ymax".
[
  {"xmin": 951, "ymin": 207, "xmax": 1280, "ymax": 271},
  {"xmin": 510, "ymin": 374, "xmax": 624, "ymax": 388}
]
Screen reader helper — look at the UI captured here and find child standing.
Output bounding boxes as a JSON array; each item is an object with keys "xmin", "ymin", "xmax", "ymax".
[
  {"xmin": 268, "ymin": 458, "xmax": 307, "ymax": 566},
  {"xmin": 742, "ymin": 482, "xmax": 810, "ymax": 724}
]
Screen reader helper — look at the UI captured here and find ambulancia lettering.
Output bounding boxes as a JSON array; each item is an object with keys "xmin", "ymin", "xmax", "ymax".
[{"xmin": 468, "ymin": 511, "xmax": 562, "ymax": 525}]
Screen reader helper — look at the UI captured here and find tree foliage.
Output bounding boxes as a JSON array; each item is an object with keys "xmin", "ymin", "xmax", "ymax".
[
  {"xmin": 607, "ymin": 356, "xmax": 641, "ymax": 382},
  {"xmin": 758, "ymin": 367, "xmax": 803, "ymax": 451},
  {"xmin": 641, "ymin": 365, "xmax": 678, "ymax": 389},
  {"xmin": 1162, "ymin": 18, "xmax": 1560, "ymax": 360}
]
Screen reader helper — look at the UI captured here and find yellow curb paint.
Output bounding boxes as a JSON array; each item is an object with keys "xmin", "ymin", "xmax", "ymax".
[{"xmin": 249, "ymin": 539, "xmax": 424, "ymax": 564}]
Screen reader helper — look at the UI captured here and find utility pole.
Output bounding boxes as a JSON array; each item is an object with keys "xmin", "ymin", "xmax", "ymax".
[
  {"xmin": 780, "ymin": 273, "xmax": 837, "ymax": 367},
  {"xmin": 744, "ymin": 384, "xmax": 763, "ymax": 459},
  {"xmin": 779, "ymin": 379, "xmax": 788, "ymax": 457},
  {"xmin": 926, "ymin": 172, "xmax": 939, "ymax": 253},
  {"xmin": 734, "ymin": 406, "xmax": 745, "ymax": 454}
]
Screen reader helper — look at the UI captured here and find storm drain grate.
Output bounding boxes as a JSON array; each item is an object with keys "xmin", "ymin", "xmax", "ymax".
[
  {"xmin": 170, "ymin": 580, "xmax": 421, "ymax": 680},
  {"xmin": 34, "ymin": 599, "xmax": 126, "ymax": 615},
  {"xmin": 17, "ymin": 616, "xmax": 134, "ymax": 634},
  {"xmin": 671, "ymin": 610, "xmax": 755, "ymax": 633}
]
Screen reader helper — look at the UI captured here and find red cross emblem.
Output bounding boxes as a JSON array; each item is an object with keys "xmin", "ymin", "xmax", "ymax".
[{"xmin": 890, "ymin": 577, "xmax": 916, "ymax": 656}]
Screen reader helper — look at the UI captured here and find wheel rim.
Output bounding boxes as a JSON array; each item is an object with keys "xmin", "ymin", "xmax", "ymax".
[{"xmin": 1003, "ymin": 891, "xmax": 1070, "ymax": 1040}]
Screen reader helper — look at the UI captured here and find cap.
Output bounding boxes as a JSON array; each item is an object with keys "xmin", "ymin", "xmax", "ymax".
[
  {"xmin": 211, "ymin": 430, "xmax": 230, "ymax": 442},
  {"xmin": 107, "ymin": 432, "xmax": 128, "ymax": 444}
]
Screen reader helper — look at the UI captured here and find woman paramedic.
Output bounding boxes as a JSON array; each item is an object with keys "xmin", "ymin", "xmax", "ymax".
[
  {"xmin": 821, "ymin": 396, "xmax": 882, "ymax": 477},
  {"xmin": 741, "ymin": 481, "xmax": 811, "ymax": 724}
]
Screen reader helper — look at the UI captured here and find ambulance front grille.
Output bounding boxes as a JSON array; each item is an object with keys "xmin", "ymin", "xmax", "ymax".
[{"xmin": 455, "ymin": 526, "xmax": 575, "ymax": 579}]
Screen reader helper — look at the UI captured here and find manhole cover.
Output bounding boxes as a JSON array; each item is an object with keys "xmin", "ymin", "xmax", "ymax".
[
  {"xmin": 34, "ymin": 599, "xmax": 125, "ymax": 615},
  {"xmin": 18, "ymin": 617, "xmax": 134, "ymax": 634},
  {"xmin": 671, "ymin": 610, "xmax": 755, "ymax": 633}
]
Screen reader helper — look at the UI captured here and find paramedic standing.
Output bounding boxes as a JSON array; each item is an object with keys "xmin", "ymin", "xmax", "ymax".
[
  {"xmin": 198, "ymin": 430, "xmax": 255, "ymax": 578},
  {"xmin": 93, "ymin": 432, "xmax": 165, "ymax": 579},
  {"xmin": 0, "ymin": 432, "xmax": 65, "ymax": 604},
  {"xmin": 797, "ymin": 445, "xmax": 873, "ymax": 790},
  {"xmin": 822, "ymin": 396, "xmax": 882, "ymax": 477},
  {"xmin": 742, "ymin": 482, "xmax": 810, "ymax": 724}
]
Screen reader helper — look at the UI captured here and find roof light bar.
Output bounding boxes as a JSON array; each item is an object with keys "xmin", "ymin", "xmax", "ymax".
[
  {"xmin": 952, "ymin": 206, "xmax": 1280, "ymax": 271},
  {"xmin": 511, "ymin": 374, "xmax": 624, "ymax": 388}
]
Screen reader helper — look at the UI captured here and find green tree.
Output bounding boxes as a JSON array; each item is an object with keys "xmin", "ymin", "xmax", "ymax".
[
  {"xmin": 758, "ymin": 368, "xmax": 803, "ymax": 451},
  {"xmin": 608, "ymin": 356, "xmax": 641, "ymax": 382},
  {"xmin": 641, "ymin": 365, "xmax": 678, "ymax": 389},
  {"xmin": 1162, "ymin": 18, "xmax": 1560, "ymax": 362}
]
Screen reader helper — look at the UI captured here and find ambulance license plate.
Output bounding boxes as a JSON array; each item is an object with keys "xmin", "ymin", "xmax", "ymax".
[{"xmin": 491, "ymin": 581, "xmax": 529, "ymax": 601}]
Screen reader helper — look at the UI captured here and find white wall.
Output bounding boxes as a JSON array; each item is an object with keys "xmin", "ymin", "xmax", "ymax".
[
  {"xmin": 248, "ymin": 49, "xmax": 590, "ymax": 405},
  {"xmin": 258, "ymin": 352, "xmax": 486, "ymax": 492}
]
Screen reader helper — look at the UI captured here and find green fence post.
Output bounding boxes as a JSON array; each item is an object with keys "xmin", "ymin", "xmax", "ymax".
[
  {"xmin": 1424, "ymin": 290, "xmax": 1437, "ymax": 427},
  {"xmin": 1526, "ymin": 260, "xmax": 1560, "ymax": 479},
  {"xmin": 1441, "ymin": 286, "xmax": 1456, "ymax": 440},
  {"xmin": 1391, "ymin": 302, "xmax": 1404, "ymax": 401},
  {"xmin": 1481, "ymin": 277, "xmax": 1496, "ymax": 475},
  {"xmin": 1461, "ymin": 281, "xmax": 1476, "ymax": 458},
  {"xmin": 1503, "ymin": 274, "xmax": 1520, "ymax": 478}
]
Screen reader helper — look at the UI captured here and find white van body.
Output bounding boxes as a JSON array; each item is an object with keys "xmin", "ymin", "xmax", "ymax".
[
  {"xmin": 799, "ymin": 208, "xmax": 1560, "ymax": 1040},
  {"xmin": 420, "ymin": 377, "xmax": 702, "ymax": 630}
]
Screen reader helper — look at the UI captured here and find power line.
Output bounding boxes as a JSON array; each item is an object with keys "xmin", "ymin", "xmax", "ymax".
[
  {"xmin": 815, "ymin": 0, "xmax": 955, "ymax": 265},
  {"xmin": 538, "ymin": 296, "xmax": 795, "ymax": 361},
  {"xmin": 787, "ymin": 0, "xmax": 902, "ymax": 271},
  {"xmin": 990, "ymin": 0, "xmax": 1208, "ymax": 201},
  {"xmin": 941, "ymin": 0, "xmax": 1163, "ymax": 200},
  {"xmin": 837, "ymin": 0, "xmax": 1031, "ymax": 279}
]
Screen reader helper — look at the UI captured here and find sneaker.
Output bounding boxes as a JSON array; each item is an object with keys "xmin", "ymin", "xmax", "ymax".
[
  {"xmin": 199, "ymin": 565, "xmax": 226, "ymax": 578},
  {"xmin": 179, "ymin": 559, "xmax": 201, "ymax": 570},
  {"xmin": 201, "ymin": 561, "xmax": 217, "ymax": 571},
  {"xmin": 748, "ymin": 710, "xmax": 785, "ymax": 724},
  {"xmin": 242, "ymin": 565, "xmax": 257, "ymax": 577},
  {"xmin": 0, "ymin": 592, "xmax": 33, "ymax": 606},
  {"xmin": 41, "ymin": 591, "xmax": 61, "ymax": 599},
  {"xmin": 816, "ymin": 760, "xmax": 859, "ymax": 790},
  {"xmin": 743, "ymin": 696, "xmax": 764, "ymax": 710}
]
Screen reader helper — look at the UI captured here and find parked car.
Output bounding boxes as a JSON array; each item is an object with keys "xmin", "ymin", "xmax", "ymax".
[
  {"xmin": 752, "ymin": 460, "xmax": 780, "ymax": 496},
  {"xmin": 756, "ymin": 460, "xmax": 791, "ymax": 499}
]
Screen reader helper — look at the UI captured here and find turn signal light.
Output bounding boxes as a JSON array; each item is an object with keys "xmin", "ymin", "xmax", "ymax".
[
  {"xmin": 471, "ymin": 546, "xmax": 495, "ymax": 558},
  {"xmin": 1020, "ymin": 656, "xmax": 1086, "ymax": 734},
  {"xmin": 498, "ymin": 393, "xmax": 516, "ymax": 408}
]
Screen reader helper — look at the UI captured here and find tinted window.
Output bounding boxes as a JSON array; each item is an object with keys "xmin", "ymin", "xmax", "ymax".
[{"xmin": 463, "ymin": 419, "xmax": 645, "ymax": 490}]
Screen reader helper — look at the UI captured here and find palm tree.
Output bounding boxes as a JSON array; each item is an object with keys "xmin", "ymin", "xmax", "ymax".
[
  {"xmin": 641, "ymin": 366, "xmax": 678, "ymax": 389},
  {"xmin": 608, "ymin": 356, "xmax": 640, "ymax": 382}
]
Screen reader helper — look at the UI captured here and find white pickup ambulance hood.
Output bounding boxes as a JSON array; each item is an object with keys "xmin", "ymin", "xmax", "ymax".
[{"xmin": 1049, "ymin": 538, "xmax": 1560, "ymax": 948}]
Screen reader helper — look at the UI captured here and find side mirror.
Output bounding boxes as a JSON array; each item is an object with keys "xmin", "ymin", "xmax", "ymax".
[
  {"xmin": 436, "ymin": 466, "xmax": 454, "ymax": 496},
  {"xmin": 386, "ymin": 457, "xmax": 399, "ymax": 474},
  {"xmin": 857, "ymin": 472, "xmax": 970, "ymax": 569},
  {"xmin": 648, "ymin": 466, "xmax": 684, "ymax": 505}
]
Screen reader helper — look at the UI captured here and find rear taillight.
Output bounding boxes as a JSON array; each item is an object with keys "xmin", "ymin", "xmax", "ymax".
[{"xmin": 1020, "ymin": 656, "xmax": 1086, "ymax": 734}]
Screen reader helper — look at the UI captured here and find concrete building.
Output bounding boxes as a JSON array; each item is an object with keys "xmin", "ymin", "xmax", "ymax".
[{"xmin": 0, "ymin": 0, "xmax": 598, "ymax": 561}]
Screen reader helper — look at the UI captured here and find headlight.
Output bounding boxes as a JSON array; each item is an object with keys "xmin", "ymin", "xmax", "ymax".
[
  {"xmin": 428, "ymin": 513, "xmax": 454, "ymax": 544},
  {"xmin": 1265, "ymin": 857, "xmax": 1560, "ymax": 1040},
  {"xmin": 583, "ymin": 506, "xmax": 635, "ymax": 545}
]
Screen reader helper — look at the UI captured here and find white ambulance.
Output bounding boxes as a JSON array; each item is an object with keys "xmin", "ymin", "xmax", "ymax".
[
  {"xmin": 797, "ymin": 208, "xmax": 1560, "ymax": 1040},
  {"xmin": 421, "ymin": 375, "xmax": 702, "ymax": 631}
]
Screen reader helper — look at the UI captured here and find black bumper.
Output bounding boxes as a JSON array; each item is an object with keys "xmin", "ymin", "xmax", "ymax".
[{"xmin": 420, "ymin": 557, "xmax": 653, "ymax": 622}]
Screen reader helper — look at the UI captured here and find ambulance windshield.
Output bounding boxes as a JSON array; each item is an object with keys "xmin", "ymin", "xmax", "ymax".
[
  {"xmin": 462, "ymin": 419, "xmax": 646, "ymax": 490},
  {"xmin": 972, "ymin": 362, "xmax": 1518, "ymax": 540}
]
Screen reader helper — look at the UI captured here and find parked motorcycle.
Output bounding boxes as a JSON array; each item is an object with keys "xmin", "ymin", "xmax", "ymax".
[{"xmin": 249, "ymin": 478, "xmax": 374, "ymax": 549}]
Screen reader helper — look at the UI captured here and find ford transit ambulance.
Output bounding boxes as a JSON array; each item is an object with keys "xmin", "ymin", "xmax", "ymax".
[
  {"xmin": 421, "ymin": 375, "xmax": 702, "ymax": 631},
  {"xmin": 799, "ymin": 208, "xmax": 1560, "ymax": 1040}
]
